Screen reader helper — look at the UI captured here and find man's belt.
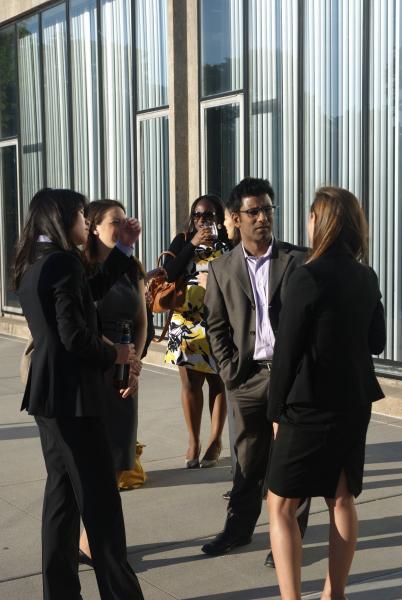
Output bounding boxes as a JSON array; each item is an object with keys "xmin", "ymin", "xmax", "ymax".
[{"xmin": 253, "ymin": 359, "xmax": 273, "ymax": 371}]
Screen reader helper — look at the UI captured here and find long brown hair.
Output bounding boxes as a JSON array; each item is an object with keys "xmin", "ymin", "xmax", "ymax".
[
  {"xmin": 85, "ymin": 199, "xmax": 145, "ymax": 276},
  {"xmin": 307, "ymin": 186, "xmax": 368, "ymax": 263}
]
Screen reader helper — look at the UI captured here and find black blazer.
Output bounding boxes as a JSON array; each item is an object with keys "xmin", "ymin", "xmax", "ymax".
[
  {"xmin": 267, "ymin": 249, "xmax": 386, "ymax": 421},
  {"xmin": 204, "ymin": 239, "xmax": 307, "ymax": 391},
  {"xmin": 18, "ymin": 244, "xmax": 133, "ymax": 417}
]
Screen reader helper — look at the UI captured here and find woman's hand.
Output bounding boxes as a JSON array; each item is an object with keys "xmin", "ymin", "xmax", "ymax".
[
  {"xmin": 191, "ymin": 226, "xmax": 213, "ymax": 247},
  {"xmin": 272, "ymin": 422, "xmax": 279, "ymax": 439},
  {"xmin": 130, "ymin": 353, "xmax": 142, "ymax": 377},
  {"xmin": 197, "ymin": 272, "xmax": 208, "ymax": 289},
  {"xmin": 118, "ymin": 218, "xmax": 141, "ymax": 246},
  {"xmin": 114, "ymin": 343, "xmax": 136, "ymax": 364},
  {"xmin": 120, "ymin": 373, "xmax": 139, "ymax": 398}
]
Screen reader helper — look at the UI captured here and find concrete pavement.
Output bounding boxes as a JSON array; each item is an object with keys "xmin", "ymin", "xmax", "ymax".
[{"xmin": 0, "ymin": 334, "xmax": 402, "ymax": 599}]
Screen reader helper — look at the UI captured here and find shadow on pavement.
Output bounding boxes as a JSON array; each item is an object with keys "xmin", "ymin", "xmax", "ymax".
[
  {"xmin": 0, "ymin": 424, "xmax": 38, "ymax": 440},
  {"xmin": 365, "ymin": 441, "xmax": 402, "ymax": 464}
]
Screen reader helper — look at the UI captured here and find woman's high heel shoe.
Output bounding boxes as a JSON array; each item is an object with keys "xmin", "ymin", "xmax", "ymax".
[
  {"xmin": 200, "ymin": 442, "xmax": 222, "ymax": 468},
  {"xmin": 185, "ymin": 446, "xmax": 201, "ymax": 469}
]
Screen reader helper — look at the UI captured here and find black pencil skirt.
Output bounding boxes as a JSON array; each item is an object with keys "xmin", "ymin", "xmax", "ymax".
[{"xmin": 267, "ymin": 404, "xmax": 372, "ymax": 499}]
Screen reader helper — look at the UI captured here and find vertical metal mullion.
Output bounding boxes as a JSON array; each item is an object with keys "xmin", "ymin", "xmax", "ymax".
[
  {"xmin": 132, "ymin": 0, "xmax": 138, "ymax": 220},
  {"xmin": 39, "ymin": 10, "xmax": 47, "ymax": 187},
  {"xmin": 14, "ymin": 22, "xmax": 24, "ymax": 228},
  {"xmin": 243, "ymin": 0, "xmax": 250, "ymax": 178},
  {"xmin": 361, "ymin": 0, "xmax": 370, "ymax": 218},
  {"xmin": 297, "ymin": 0, "xmax": 304, "ymax": 244},
  {"xmin": 96, "ymin": 0, "xmax": 105, "ymax": 199},
  {"xmin": 65, "ymin": 0, "xmax": 74, "ymax": 189},
  {"xmin": 197, "ymin": 0, "xmax": 203, "ymax": 194}
]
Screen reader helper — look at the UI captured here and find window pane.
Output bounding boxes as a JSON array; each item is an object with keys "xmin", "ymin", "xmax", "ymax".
[
  {"xmin": 204, "ymin": 103, "xmax": 241, "ymax": 202},
  {"xmin": 17, "ymin": 16, "xmax": 43, "ymax": 215},
  {"xmin": 0, "ymin": 145, "xmax": 19, "ymax": 308},
  {"xmin": 200, "ymin": 0, "xmax": 243, "ymax": 97},
  {"xmin": 138, "ymin": 116, "xmax": 170, "ymax": 328},
  {"xmin": 136, "ymin": 0, "xmax": 168, "ymax": 110},
  {"xmin": 368, "ymin": 0, "xmax": 402, "ymax": 362},
  {"xmin": 0, "ymin": 25, "xmax": 17, "ymax": 139},
  {"xmin": 138, "ymin": 116, "xmax": 170, "ymax": 271},
  {"xmin": 303, "ymin": 0, "xmax": 363, "ymax": 215},
  {"xmin": 42, "ymin": 4, "xmax": 70, "ymax": 188},
  {"xmin": 70, "ymin": 0, "xmax": 100, "ymax": 199},
  {"xmin": 249, "ymin": 0, "xmax": 299, "ymax": 243},
  {"xmin": 101, "ymin": 0, "xmax": 133, "ymax": 209}
]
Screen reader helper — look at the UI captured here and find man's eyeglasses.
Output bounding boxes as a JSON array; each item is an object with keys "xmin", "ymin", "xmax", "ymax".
[
  {"xmin": 239, "ymin": 205, "xmax": 276, "ymax": 218},
  {"xmin": 192, "ymin": 211, "xmax": 216, "ymax": 220}
]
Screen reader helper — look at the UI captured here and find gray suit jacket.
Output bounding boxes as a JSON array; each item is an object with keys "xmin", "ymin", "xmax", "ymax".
[{"xmin": 204, "ymin": 239, "xmax": 307, "ymax": 392}]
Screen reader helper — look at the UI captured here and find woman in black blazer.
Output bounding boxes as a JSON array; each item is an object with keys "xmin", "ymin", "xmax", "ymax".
[
  {"xmin": 266, "ymin": 187, "xmax": 386, "ymax": 600},
  {"xmin": 14, "ymin": 189, "xmax": 144, "ymax": 600}
]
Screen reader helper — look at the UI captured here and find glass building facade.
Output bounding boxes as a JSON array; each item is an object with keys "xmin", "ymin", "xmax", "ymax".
[{"xmin": 0, "ymin": 0, "xmax": 401, "ymax": 375}]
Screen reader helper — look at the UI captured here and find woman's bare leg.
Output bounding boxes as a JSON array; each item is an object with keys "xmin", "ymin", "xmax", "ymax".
[
  {"xmin": 178, "ymin": 366, "xmax": 205, "ymax": 460},
  {"xmin": 321, "ymin": 471, "xmax": 357, "ymax": 600},
  {"xmin": 267, "ymin": 491, "xmax": 302, "ymax": 600},
  {"xmin": 203, "ymin": 373, "xmax": 226, "ymax": 460}
]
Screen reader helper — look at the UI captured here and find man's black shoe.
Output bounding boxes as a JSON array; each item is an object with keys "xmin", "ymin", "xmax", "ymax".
[
  {"xmin": 201, "ymin": 531, "xmax": 252, "ymax": 556},
  {"xmin": 264, "ymin": 550, "xmax": 275, "ymax": 568}
]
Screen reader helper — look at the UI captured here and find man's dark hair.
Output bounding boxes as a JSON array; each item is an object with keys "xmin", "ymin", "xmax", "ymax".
[{"xmin": 226, "ymin": 177, "xmax": 275, "ymax": 213}]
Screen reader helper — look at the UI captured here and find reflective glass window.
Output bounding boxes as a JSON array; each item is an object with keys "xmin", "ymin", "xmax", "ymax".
[
  {"xmin": 42, "ymin": 3, "xmax": 70, "ymax": 188},
  {"xmin": 17, "ymin": 16, "xmax": 43, "ymax": 214},
  {"xmin": 200, "ymin": 0, "xmax": 243, "ymax": 97},
  {"xmin": 0, "ymin": 25, "xmax": 17, "ymax": 139},
  {"xmin": 0, "ymin": 144, "xmax": 19, "ymax": 308},
  {"xmin": 136, "ymin": 0, "xmax": 168, "ymax": 111},
  {"xmin": 101, "ymin": 0, "xmax": 133, "ymax": 209},
  {"xmin": 204, "ymin": 103, "xmax": 241, "ymax": 202},
  {"xmin": 70, "ymin": 0, "xmax": 100, "ymax": 199}
]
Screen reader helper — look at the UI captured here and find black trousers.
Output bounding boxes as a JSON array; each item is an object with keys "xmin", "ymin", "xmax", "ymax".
[
  {"xmin": 226, "ymin": 366, "xmax": 311, "ymax": 538},
  {"xmin": 226, "ymin": 367, "xmax": 272, "ymax": 536},
  {"xmin": 35, "ymin": 416, "xmax": 144, "ymax": 600}
]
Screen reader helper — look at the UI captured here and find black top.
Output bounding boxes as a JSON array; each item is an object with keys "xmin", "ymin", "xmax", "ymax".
[
  {"xmin": 267, "ymin": 250, "xmax": 386, "ymax": 422},
  {"xmin": 164, "ymin": 232, "xmax": 196, "ymax": 282},
  {"xmin": 18, "ymin": 244, "xmax": 133, "ymax": 417}
]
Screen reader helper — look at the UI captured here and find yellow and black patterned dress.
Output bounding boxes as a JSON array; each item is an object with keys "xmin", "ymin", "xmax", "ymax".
[{"xmin": 164, "ymin": 235, "xmax": 229, "ymax": 373}]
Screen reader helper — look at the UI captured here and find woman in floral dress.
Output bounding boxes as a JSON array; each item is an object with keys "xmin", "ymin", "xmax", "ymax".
[{"xmin": 164, "ymin": 195, "xmax": 230, "ymax": 468}]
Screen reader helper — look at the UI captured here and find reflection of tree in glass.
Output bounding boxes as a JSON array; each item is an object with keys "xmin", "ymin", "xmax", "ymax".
[
  {"xmin": 203, "ymin": 56, "xmax": 241, "ymax": 96},
  {"xmin": 0, "ymin": 27, "xmax": 17, "ymax": 138}
]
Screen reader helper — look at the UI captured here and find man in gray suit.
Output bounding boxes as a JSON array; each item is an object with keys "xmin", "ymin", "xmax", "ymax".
[{"xmin": 202, "ymin": 177, "xmax": 310, "ymax": 564}]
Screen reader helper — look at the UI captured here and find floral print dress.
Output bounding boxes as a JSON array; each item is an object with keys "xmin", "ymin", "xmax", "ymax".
[{"xmin": 165, "ymin": 243, "xmax": 229, "ymax": 373}]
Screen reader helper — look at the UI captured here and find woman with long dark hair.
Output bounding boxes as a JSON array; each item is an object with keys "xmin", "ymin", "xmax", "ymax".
[
  {"xmin": 164, "ymin": 194, "xmax": 229, "ymax": 468},
  {"xmin": 14, "ymin": 188, "xmax": 144, "ymax": 600},
  {"xmin": 266, "ymin": 187, "xmax": 386, "ymax": 599}
]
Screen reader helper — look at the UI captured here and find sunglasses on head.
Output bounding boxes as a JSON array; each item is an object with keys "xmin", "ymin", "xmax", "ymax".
[{"xmin": 192, "ymin": 211, "xmax": 216, "ymax": 220}]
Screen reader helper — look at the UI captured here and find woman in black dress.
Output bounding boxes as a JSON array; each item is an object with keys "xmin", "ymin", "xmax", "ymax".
[
  {"xmin": 266, "ymin": 187, "xmax": 386, "ymax": 600},
  {"xmin": 79, "ymin": 199, "xmax": 147, "ymax": 563},
  {"xmin": 14, "ymin": 189, "xmax": 144, "ymax": 599}
]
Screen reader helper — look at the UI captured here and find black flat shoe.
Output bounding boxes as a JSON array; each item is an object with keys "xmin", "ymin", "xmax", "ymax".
[
  {"xmin": 264, "ymin": 550, "xmax": 275, "ymax": 568},
  {"xmin": 222, "ymin": 489, "xmax": 231, "ymax": 501},
  {"xmin": 78, "ymin": 549, "xmax": 93, "ymax": 568},
  {"xmin": 201, "ymin": 531, "xmax": 252, "ymax": 556}
]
